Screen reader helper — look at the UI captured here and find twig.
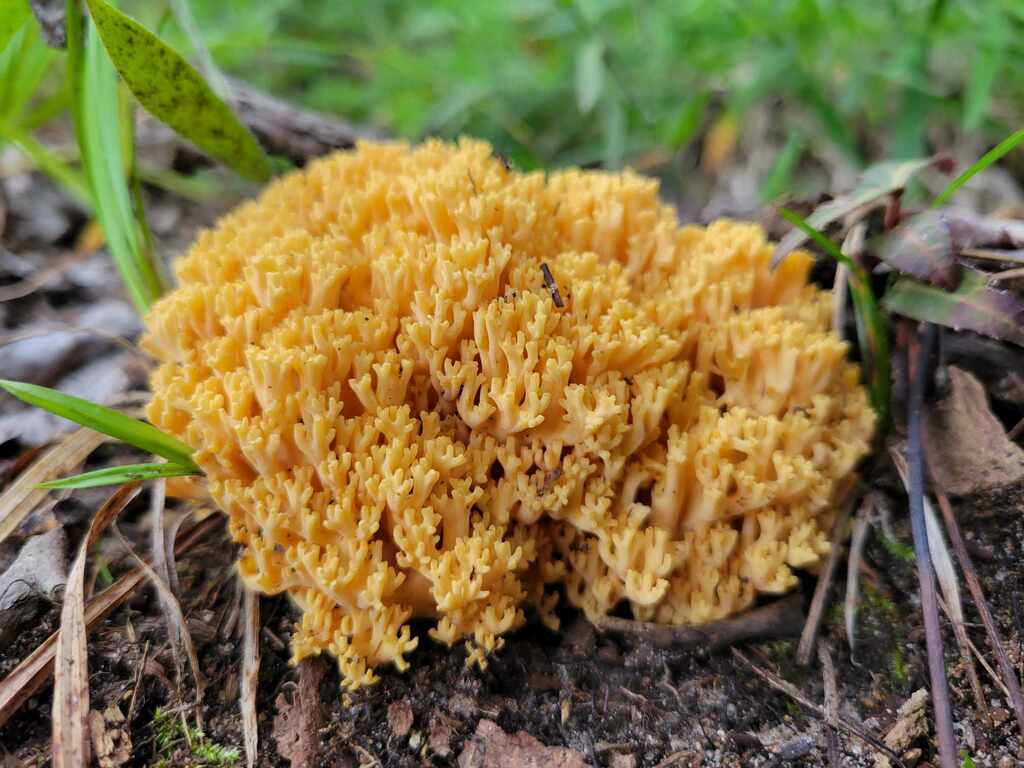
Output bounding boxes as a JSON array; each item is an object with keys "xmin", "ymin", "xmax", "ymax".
[
  {"xmin": 540, "ymin": 263, "xmax": 564, "ymax": 308},
  {"xmin": 927, "ymin": 462, "xmax": 1024, "ymax": 742},
  {"xmin": 818, "ymin": 643, "xmax": 841, "ymax": 767},
  {"xmin": 845, "ymin": 494, "xmax": 874, "ymax": 660},
  {"xmin": 125, "ymin": 640, "xmax": 149, "ymax": 725},
  {"xmin": 1008, "ymin": 415, "xmax": 1024, "ymax": 441},
  {"xmin": 797, "ymin": 501, "xmax": 853, "ymax": 665},
  {"xmin": 111, "ymin": 523, "xmax": 205, "ymax": 730},
  {"xmin": 891, "ymin": 449, "xmax": 986, "ymax": 723},
  {"xmin": 592, "ymin": 593, "xmax": 804, "ymax": 650},
  {"xmin": 731, "ymin": 648, "xmax": 901, "ymax": 763},
  {"xmin": 224, "ymin": 77, "xmax": 382, "ymax": 164},
  {"xmin": 241, "ymin": 588, "xmax": 260, "ymax": 768},
  {"xmin": 904, "ymin": 321, "xmax": 957, "ymax": 768}
]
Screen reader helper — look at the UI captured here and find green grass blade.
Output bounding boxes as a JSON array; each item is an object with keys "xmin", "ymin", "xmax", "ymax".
[
  {"xmin": 780, "ymin": 208, "xmax": 858, "ymax": 270},
  {"xmin": 8, "ymin": 132, "xmax": 91, "ymax": 206},
  {"xmin": 933, "ymin": 127, "xmax": 1024, "ymax": 208},
  {"xmin": 82, "ymin": 15, "xmax": 164, "ymax": 313},
  {"xmin": 0, "ymin": 0, "xmax": 30, "ymax": 63},
  {"xmin": 0, "ymin": 379, "xmax": 198, "ymax": 469},
  {"xmin": 760, "ymin": 131, "xmax": 804, "ymax": 202},
  {"xmin": 85, "ymin": 0, "xmax": 271, "ymax": 181},
  {"xmin": 38, "ymin": 462, "xmax": 201, "ymax": 489},
  {"xmin": 779, "ymin": 209, "xmax": 891, "ymax": 424}
]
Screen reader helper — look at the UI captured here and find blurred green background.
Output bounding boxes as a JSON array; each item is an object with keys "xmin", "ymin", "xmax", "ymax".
[
  {"xmin": 168, "ymin": 0, "xmax": 1021, "ymax": 187},
  {"xmin": 5, "ymin": 0, "xmax": 1022, "ymax": 213}
]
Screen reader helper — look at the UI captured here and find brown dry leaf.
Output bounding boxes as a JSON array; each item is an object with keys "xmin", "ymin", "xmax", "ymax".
[
  {"xmin": 52, "ymin": 484, "xmax": 140, "ymax": 768},
  {"xmin": 457, "ymin": 719, "xmax": 589, "ymax": 768},
  {"xmin": 0, "ymin": 527, "xmax": 67, "ymax": 646},
  {"xmin": 387, "ymin": 698, "xmax": 414, "ymax": 738},
  {"xmin": 428, "ymin": 710, "xmax": 456, "ymax": 758},
  {"xmin": 873, "ymin": 688, "xmax": 928, "ymax": 768},
  {"xmin": 88, "ymin": 704, "xmax": 132, "ymax": 768},
  {"xmin": 925, "ymin": 366, "xmax": 1024, "ymax": 495},
  {"xmin": 241, "ymin": 587, "xmax": 260, "ymax": 768},
  {"xmin": 272, "ymin": 658, "xmax": 325, "ymax": 768},
  {"xmin": 701, "ymin": 114, "xmax": 738, "ymax": 174},
  {"xmin": 0, "ymin": 515, "xmax": 219, "ymax": 728},
  {"xmin": 0, "ymin": 428, "xmax": 104, "ymax": 548}
]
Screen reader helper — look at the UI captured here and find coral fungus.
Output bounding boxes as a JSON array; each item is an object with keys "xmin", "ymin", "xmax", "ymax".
[{"xmin": 143, "ymin": 139, "xmax": 875, "ymax": 690}]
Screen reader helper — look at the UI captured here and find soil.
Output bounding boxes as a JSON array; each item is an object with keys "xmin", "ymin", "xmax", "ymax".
[{"xmin": 1, "ymin": 169, "xmax": 1023, "ymax": 768}]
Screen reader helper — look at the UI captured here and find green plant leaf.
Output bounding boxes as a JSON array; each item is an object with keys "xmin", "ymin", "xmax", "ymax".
[
  {"xmin": 933, "ymin": 126, "xmax": 1024, "ymax": 208},
  {"xmin": 0, "ymin": 379, "xmax": 199, "ymax": 469},
  {"xmin": 38, "ymin": 462, "xmax": 201, "ymax": 489},
  {"xmin": 773, "ymin": 156, "xmax": 951, "ymax": 266},
  {"xmin": 83, "ymin": 15, "xmax": 164, "ymax": 312},
  {"xmin": 575, "ymin": 38, "xmax": 604, "ymax": 115},
  {"xmin": 883, "ymin": 270, "xmax": 1024, "ymax": 347},
  {"xmin": 780, "ymin": 209, "xmax": 891, "ymax": 424},
  {"xmin": 0, "ymin": 0, "xmax": 30, "ymax": 53},
  {"xmin": 85, "ymin": 0, "xmax": 271, "ymax": 181}
]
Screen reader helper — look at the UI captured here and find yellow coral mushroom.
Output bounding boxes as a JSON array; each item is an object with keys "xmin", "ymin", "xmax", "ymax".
[{"xmin": 143, "ymin": 138, "xmax": 875, "ymax": 691}]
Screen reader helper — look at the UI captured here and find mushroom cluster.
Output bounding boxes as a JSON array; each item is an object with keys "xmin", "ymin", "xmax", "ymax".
[{"xmin": 144, "ymin": 139, "xmax": 874, "ymax": 690}]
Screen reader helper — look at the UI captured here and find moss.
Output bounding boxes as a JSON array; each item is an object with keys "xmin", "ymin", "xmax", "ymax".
[
  {"xmin": 152, "ymin": 708, "xmax": 240, "ymax": 768},
  {"xmin": 889, "ymin": 643, "xmax": 908, "ymax": 683}
]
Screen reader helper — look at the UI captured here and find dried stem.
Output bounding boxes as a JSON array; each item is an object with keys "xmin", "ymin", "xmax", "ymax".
[
  {"xmin": 905, "ymin": 321, "xmax": 957, "ymax": 768},
  {"xmin": 593, "ymin": 593, "xmax": 804, "ymax": 650},
  {"xmin": 797, "ymin": 501, "xmax": 852, "ymax": 665},
  {"xmin": 818, "ymin": 643, "xmax": 841, "ymax": 767},
  {"xmin": 927, "ymin": 460, "xmax": 1024, "ymax": 743},
  {"xmin": 242, "ymin": 588, "xmax": 261, "ymax": 768},
  {"xmin": 731, "ymin": 648, "xmax": 900, "ymax": 762},
  {"xmin": 844, "ymin": 495, "xmax": 874, "ymax": 660}
]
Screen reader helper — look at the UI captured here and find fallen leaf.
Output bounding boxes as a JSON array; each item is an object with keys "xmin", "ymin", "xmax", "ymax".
[
  {"xmin": 873, "ymin": 689, "xmax": 928, "ymax": 768},
  {"xmin": 882, "ymin": 270, "xmax": 1024, "ymax": 348},
  {"xmin": 0, "ymin": 428, "xmax": 105, "ymax": 549},
  {"xmin": 388, "ymin": 699, "xmax": 414, "ymax": 738},
  {"xmin": 272, "ymin": 658, "xmax": 325, "ymax": 768},
  {"xmin": 88, "ymin": 704, "xmax": 132, "ymax": 768},
  {"xmin": 877, "ymin": 209, "xmax": 1024, "ymax": 289},
  {"xmin": 773, "ymin": 155, "xmax": 952, "ymax": 266},
  {"xmin": 702, "ymin": 114, "xmax": 738, "ymax": 174},
  {"xmin": 457, "ymin": 719, "xmax": 589, "ymax": 768},
  {"xmin": 0, "ymin": 301, "xmax": 140, "ymax": 386},
  {"xmin": 925, "ymin": 366, "xmax": 1024, "ymax": 495},
  {"xmin": 428, "ymin": 711, "xmax": 455, "ymax": 758}
]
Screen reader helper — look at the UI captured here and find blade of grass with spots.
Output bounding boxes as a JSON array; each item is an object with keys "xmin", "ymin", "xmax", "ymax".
[{"xmin": 85, "ymin": 0, "xmax": 271, "ymax": 181}]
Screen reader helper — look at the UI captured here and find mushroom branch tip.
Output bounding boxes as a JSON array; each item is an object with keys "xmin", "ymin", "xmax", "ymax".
[{"xmin": 142, "ymin": 138, "xmax": 875, "ymax": 691}]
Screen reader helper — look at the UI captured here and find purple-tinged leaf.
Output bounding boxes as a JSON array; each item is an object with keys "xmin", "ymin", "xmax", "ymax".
[
  {"xmin": 877, "ymin": 212, "xmax": 962, "ymax": 289},
  {"xmin": 883, "ymin": 270, "xmax": 1024, "ymax": 347},
  {"xmin": 773, "ymin": 155, "xmax": 953, "ymax": 267}
]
